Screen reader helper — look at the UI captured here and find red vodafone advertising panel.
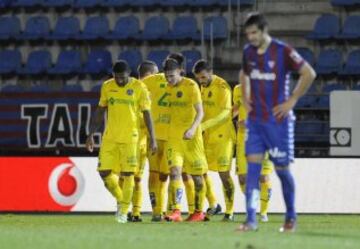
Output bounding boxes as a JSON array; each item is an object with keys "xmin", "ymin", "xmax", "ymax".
[{"xmin": 0, "ymin": 157, "xmax": 86, "ymax": 212}]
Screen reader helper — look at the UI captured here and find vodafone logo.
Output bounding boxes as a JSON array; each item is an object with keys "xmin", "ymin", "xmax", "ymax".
[{"xmin": 48, "ymin": 163, "xmax": 85, "ymax": 206}]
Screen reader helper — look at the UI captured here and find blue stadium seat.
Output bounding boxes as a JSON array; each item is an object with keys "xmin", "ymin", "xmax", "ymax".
[
  {"xmin": 352, "ymin": 84, "xmax": 360, "ymax": 90},
  {"xmin": 296, "ymin": 119, "xmax": 323, "ymax": 135},
  {"xmin": 73, "ymin": 0, "xmax": 101, "ymax": 8},
  {"xmin": 182, "ymin": 50, "xmax": 202, "ymax": 74},
  {"xmin": 296, "ymin": 47, "xmax": 315, "ymax": 66},
  {"xmin": 141, "ymin": 16, "xmax": 169, "ymax": 41},
  {"xmin": 118, "ymin": 50, "xmax": 143, "ymax": 74},
  {"xmin": 189, "ymin": 0, "xmax": 217, "ymax": 7},
  {"xmin": 82, "ymin": 50, "xmax": 112, "ymax": 74},
  {"xmin": 18, "ymin": 50, "xmax": 52, "ymax": 75},
  {"xmin": 0, "ymin": 0, "xmax": 11, "ymax": 8},
  {"xmin": 336, "ymin": 15, "xmax": 360, "ymax": 40},
  {"xmin": 201, "ymin": 16, "xmax": 228, "ymax": 40},
  {"xmin": 340, "ymin": 50, "xmax": 360, "ymax": 76},
  {"xmin": 77, "ymin": 16, "xmax": 110, "ymax": 40},
  {"xmin": 48, "ymin": 50, "xmax": 82, "ymax": 75},
  {"xmin": 48, "ymin": 16, "xmax": 80, "ymax": 40},
  {"xmin": 101, "ymin": 0, "xmax": 129, "ymax": 7},
  {"xmin": 165, "ymin": 16, "xmax": 198, "ymax": 40},
  {"xmin": 62, "ymin": 84, "xmax": 84, "ymax": 92},
  {"xmin": 147, "ymin": 50, "xmax": 170, "ymax": 69},
  {"xmin": 315, "ymin": 49, "xmax": 342, "ymax": 75},
  {"xmin": 1, "ymin": 84, "xmax": 23, "ymax": 92},
  {"xmin": 317, "ymin": 83, "xmax": 347, "ymax": 108},
  {"xmin": 0, "ymin": 50, "xmax": 22, "ymax": 74},
  {"xmin": 106, "ymin": 16, "xmax": 140, "ymax": 40},
  {"xmin": 12, "ymin": 0, "xmax": 42, "ymax": 7},
  {"xmin": 29, "ymin": 84, "xmax": 51, "ymax": 92},
  {"xmin": 159, "ymin": 0, "xmax": 188, "ymax": 7},
  {"xmin": 42, "ymin": 0, "xmax": 73, "ymax": 8},
  {"xmin": 307, "ymin": 14, "xmax": 340, "ymax": 40},
  {"xmin": 217, "ymin": 0, "xmax": 255, "ymax": 6},
  {"xmin": 91, "ymin": 84, "xmax": 102, "ymax": 92},
  {"xmin": 331, "ymin": 0, "xmax": 357, "ymax": 7},
  {"xmin": 0, "ymin": 16, "xmax": 21, "ymax": 40},
  {"xmin": 130, "ymin": 0, "xmax": 158, "ymax": 7},
  {"xmin": 20, "ymin": 16, "xmax": 51, "ymax": 40}
]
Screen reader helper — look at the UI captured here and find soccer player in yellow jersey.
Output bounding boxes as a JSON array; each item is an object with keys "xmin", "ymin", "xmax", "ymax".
[
  {"xmin": 85, "ymin": 60, "xmax": 157, "ymax": 223},
  {"xmin": 163, "ymin": 58, "xmax": 208, "ymax": 222},
  {"xmin": 125, "ymin": 60, "xmax": 160, "ymax": 222},
  {"xmin": 142, "ymin": 65, "xmax": 170, "ymax": 221},
  {"xmin": 193, "ymin": 60, "xmax": 236, "ymax": 221},
  {"xmin": 233, "ymin": 84, "xmax": 274, "ymax": 222}
]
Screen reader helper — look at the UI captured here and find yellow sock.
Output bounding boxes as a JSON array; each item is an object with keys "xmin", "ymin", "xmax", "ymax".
[
  {"xmin": 154, "ymin": 180, "xmax": 167, "ymax": 215},
  {"xmin": 132, "ymin": 179, "xmax": 142, "ymax": 217},
  {"xmin": 194, "ymin": 177, "xmax": 207, "ymax": 212},
  {"xmin": 121, "ymin": 175, "xmax": 135, "ymax": 215},
  {"xmin": 222, "ymin": 177, "xmax": 235, "ymax": 215},
  {"xmin": 103, "ymin": 173, "xmax": 123, "ymax": 204},
  {"xmin": 170, "ymin": 178, "xmax": 183, "ymax": 210},
  {"xmin": 184, "ymin": 178, "xmax": 195, "ymax": 214},
  {"xmin": 260, "ymin": 180, "xmax": 272, "ymax": 215},
  {"xmin": 148, "ymin": 171, "xmax": 159, "ymax": 212},
  {"xmin": 204, "ymin": 174, "xmax": 217, "ymax": 208},
  {"xmin": 166, "ymin": 183, "xmax": 172, "ymax": 214}
]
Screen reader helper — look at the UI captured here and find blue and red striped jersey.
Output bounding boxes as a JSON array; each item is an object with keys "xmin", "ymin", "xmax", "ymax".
[{"xmin": 242, "ymin": 39, "xmax": 304, "ymax": 123}]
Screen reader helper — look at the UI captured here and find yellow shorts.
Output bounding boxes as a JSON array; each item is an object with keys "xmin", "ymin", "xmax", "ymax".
[
  {"xmin": 135, "ymin": 140, "xmax": 147, "ymax": 178},
  {"xmin": 148, "ymin": 139, "xmax": 169, "ymax": 174},
  {"xmin": 205, "ymin": 140, "xmax": 234, "ymax": 172},
  {"xmin": 166, "ymin": 137, "xmax": 208, "ymax": 176},
  {"xmin": 98, "ymin": 140, "xmax": 138, "ymax": 174},
  {"xmin": 235, "ymin": 131, "xmax": 274, "ymax": 176}
]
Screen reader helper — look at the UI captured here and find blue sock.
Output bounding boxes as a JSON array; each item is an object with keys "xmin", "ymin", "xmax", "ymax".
[
  {"xmin": 276, "ymin": 168, "xmax": 296, "ymax": 220},
  {"xmin": 245, "ymin": 162, "xmax": 262, "ymax": 224}
]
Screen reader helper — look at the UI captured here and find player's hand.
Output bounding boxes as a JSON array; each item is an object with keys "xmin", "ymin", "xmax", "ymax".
[
  {"xmin": 237, "ymin": 119, "xmax": 246, "ymax": 131},
  {"xmin": 149, "ymin": 139, "xmax": 158, "ymax": 155},
  {"xmin": 273, "ymin": 96, "xmax": 297, "ymax": 119},
  {"xmin": 243, "ymin": 98, "xmax": 253, "ymax": 113},
  {"xmin": 85, "ymin": 135, "xmax": 94, "ymax": 152},
  {"xmin": 183, "ymin": 128, "xmax": 195, "ymax": 140}
]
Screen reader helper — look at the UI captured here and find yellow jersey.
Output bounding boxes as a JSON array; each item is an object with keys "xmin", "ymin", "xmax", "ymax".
[
  {"xmin": 142, "ymin": 73, "xmax": 169, "ymax": 141},
  {"xmin": 166, "ymin": 77, "xmax": 202, "ymax": 140},
  {"xmin": 233, "ymin": 84, "xmax": 248, "ymax": 122},
  {"xmin": 99, "ymin": 77, "xmax": 151, "ymax": 144},
  {"xmin": 201, "ymin": 75, "xmax": 236, "ymax": 143}
]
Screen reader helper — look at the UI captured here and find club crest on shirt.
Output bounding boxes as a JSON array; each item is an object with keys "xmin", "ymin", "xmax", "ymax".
[
  {"xmin": 176, "ymin": 91, "xmax": 183, "ymax": 98},
  {"xmin": 208, "ymin": 91, "xmax": 212, "ymax": 98},
  {"xmin": 127, "ymin": 89, "xmax": 134, "ymax": 96},
  {"xmin": 268, "ymin": 61, "xmax": 275, "ymax": 69}
]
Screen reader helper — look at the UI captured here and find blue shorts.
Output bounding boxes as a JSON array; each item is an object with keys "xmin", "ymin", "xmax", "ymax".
[{"xmin": 245, "ymin": 118, "xmax": 295, "ymax": 167}]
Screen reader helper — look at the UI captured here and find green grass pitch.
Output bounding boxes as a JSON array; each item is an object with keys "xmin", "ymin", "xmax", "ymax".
[{"xmin": 1, "ymin": 214, "xmax": 359, "ymax": 249}]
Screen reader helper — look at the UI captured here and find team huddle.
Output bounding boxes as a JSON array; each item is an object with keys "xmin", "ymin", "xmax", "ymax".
[{"xmin": 85, "ymin": 12, "xmax": 316, "ymax": 232}]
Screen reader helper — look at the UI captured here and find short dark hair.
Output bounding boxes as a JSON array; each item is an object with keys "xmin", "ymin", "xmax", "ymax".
[
  {"xmin": 137, "ymin": 60, "xmax": 157, "ymax": 78},
  {"xmin": 112, "ymin": 60, "xmax": 130, "ymax": 74},
  {"xmin": 163, "ymin": 58, "xmax": 181, "ymax": 71},
  {"xmin": 193, "ymin": 59, "xmax": 211, "ymax": 74},
  {"xmin": 167, "ymin": 53, "xmax": 184, "ymax": 68},
  {"xmin": 244, "ymin": 12, "xmax": 268, "ymax": 31}
]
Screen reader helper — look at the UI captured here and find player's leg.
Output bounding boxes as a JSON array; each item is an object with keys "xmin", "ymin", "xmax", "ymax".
[
  {"xmin": 203, "ymin": 143, "xmax": 221, "ymax": 217},
  {"xmin": 118, "ymin": 143, "xmax": 138, "ymax": 222},
  {"xmin": 259, "ymin": 156, "xmax": 273, "ymax": 222},
  {"xmin": 236, "ymin": 130, "xmax": 247, "ymax": 194},
  {"xmin": 217, "ymin": 141, "xmax": 235, "ymax": 221},
  {"xmin": 147, "ymin": 147, "xmax": 160, "ymax": 216},
  {"xmin": 182, "ymin": 171, "xmax": 195, "ymax": 217},
  {"xmin": 264, "ymin": 120, "xmax": 296, "ymax": 232},
  {"xmin": 237, "ymin": 122, "xmax": 266, "ymax": 231},
  {"xmin": 165, "ymin": 142, "xmax": 184, "ymax": 222},
  {"xmin": 98, "ymin": 141, "xmax": 124, "ymax": 222}
]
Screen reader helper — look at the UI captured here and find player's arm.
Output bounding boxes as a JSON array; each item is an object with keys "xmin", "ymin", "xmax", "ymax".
[
  {"xmin": 273, "ymin": 58, "xmax": 316, "ymax": 119},
  {"xmin": 240, "ymin": 69, "xmax": 252, "ymax": 113},
  {"xmin": 184, "ymin": 102, "xmax": 204, "ymax": 140},
  {"xmin": 143, "ymin": 110, "xmax": 157, "ymax": 154},
  {"xmin": 201, "ymin": 85, "xmax": 231, "ymax": 131},
  {"xmin": 86, "ymin": 106, "xmax": 106, "ymax": 152}
]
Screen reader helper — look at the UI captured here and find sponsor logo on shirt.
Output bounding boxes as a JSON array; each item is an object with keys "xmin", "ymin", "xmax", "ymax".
[
  {"xmin": 176, "ymin": 91, "xmax": 183, "ymax": 98},
  {"xmin": 127, "ymin": 89, "xmax": 134, "ymax": 96},
  {"xmin": 250, "ymin": 69, "xmax": 276, "ymax": 81},
  {"xmin": 268, "ymin": 147, "xmax": 287, "ymax": 158}
]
